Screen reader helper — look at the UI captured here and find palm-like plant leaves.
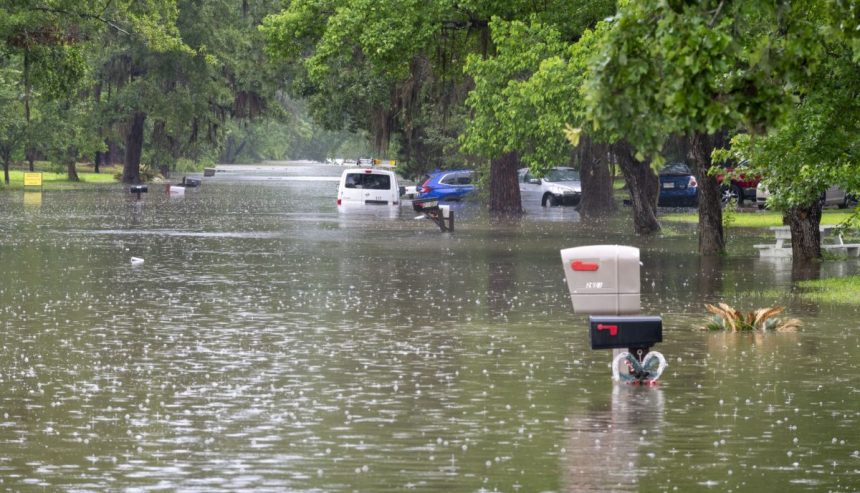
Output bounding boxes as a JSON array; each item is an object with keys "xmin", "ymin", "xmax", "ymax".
[{"xmin": 703, "ymin": 304, "xmax": 799, "ymax": 332}]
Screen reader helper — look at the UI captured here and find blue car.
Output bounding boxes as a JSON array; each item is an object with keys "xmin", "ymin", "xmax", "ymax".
[
  {"xmin": 658, "ymin": 163, "xmax": 698, "ymax": 207},
  {"xmin": 416, "ymin": 169, "xmax": 475, "ymax": 201}
]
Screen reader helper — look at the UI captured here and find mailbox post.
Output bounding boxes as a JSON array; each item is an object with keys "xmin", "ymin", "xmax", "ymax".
[
  {"xmin": 412, "ymin": 199, "xmax": 454, "ymax": 232},
  {"xmin": 560, "ymin": 245, "xmax": 666, "ymax": 384}
]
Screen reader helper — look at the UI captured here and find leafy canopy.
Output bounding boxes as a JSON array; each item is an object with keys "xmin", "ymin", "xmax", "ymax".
[{"xmin": 582, "ymin": 0, "xmax": 827, "ymax": 162}]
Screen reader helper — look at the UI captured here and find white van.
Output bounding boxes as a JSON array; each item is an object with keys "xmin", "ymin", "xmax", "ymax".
[{"xmin": 337, "ymin": 168, "xmax": 402, "ymax": 207}]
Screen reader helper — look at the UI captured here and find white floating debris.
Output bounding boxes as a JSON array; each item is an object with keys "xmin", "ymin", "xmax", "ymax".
[{"xmin": 130, "ymin": 257, "xmax": 144, "ymax": 266}]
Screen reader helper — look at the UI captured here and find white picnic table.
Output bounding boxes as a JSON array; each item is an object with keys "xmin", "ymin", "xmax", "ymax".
[{"xmin": 754, "ymin": 226, "xmax": 860, "ymax": 257}]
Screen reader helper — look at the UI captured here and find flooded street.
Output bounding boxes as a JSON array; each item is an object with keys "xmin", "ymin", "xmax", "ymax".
[{"xmin": 1, "ymin": 163, "xmax": 859, "ymax": 492}]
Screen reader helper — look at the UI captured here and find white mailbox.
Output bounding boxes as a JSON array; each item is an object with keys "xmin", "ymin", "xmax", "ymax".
[{"xmin": 560, "ymin": 245, "xmax": 640, "ymax": 315}]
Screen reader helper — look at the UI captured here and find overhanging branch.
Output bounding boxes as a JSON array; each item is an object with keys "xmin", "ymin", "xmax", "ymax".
[{"xmin": 29, "ymin": 5, "xmax": 130, "ymax": 35}]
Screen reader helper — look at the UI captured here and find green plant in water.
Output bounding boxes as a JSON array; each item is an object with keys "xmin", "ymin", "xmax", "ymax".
[{"xmin": 703, "ymin": 303, "xmax": 801, "ymax": 332}]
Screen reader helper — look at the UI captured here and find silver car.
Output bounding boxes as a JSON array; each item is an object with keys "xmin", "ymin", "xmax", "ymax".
[
  {"xmin": 756, "ymin": 183, "xmax": 855, "ymax": 209},
  {"xmin": 518, "ymin": 167, "xmax": 582, "ymax": 207}
]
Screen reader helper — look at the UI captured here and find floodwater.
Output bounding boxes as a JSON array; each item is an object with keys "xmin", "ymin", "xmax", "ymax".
[{"xmin": 1, "ymin": 162, "xmax": 859, "ymax": 492}]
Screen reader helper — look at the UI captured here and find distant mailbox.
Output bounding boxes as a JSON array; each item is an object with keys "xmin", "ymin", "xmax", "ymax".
[
  {"xmin": 588, "ymin": 316, "xmax": 662, "ymax": 350},
  {"xmin": 130, "ymin": 185, "xmax": 148, "ymax": 200},
  {"xmin": 560, "ymin": 245, "xmax": 640, "ymax": 315}
]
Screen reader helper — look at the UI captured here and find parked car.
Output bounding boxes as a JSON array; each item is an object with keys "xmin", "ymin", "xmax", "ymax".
[
  {"xmin": 518, "ymin": 167, "xmax": 582, "ymax": 207},
  {"xmin": 415, "ymin": 169, "xmax": 475, "ymax": 201},
  {"xmin": 756, "ymin": 183, "xmax": 856, "ymax": 209},
  {"xmin": 337, "ymin": 167, "xmax": 403, "ymax": 207},
  {"xmin": 716, "ymin": 160, "xmax": 759, "ymax": 206},
  {"xmin": 658, "ymin": 163, "xmax": 698, "ymax": 207}
]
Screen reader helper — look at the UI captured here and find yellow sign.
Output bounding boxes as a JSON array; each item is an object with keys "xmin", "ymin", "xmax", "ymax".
[{"xmin": 23, "ymin": 172, "xmax": 43, "ymax": 187}]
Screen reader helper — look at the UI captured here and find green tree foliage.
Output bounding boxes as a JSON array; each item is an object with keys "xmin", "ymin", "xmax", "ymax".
[
  {"xmin": 262, "ymin": 0, "xmax": 441, "ymax": 157},
  {"xmin": 1, "ymin": 1, "xmax": 95, "ymax": 175},
  {"xmin": 0, "ymin": 65, "xmax": 27, "ymax": 184},
  {"xmin": 461, "ymin": 18, "xmax": 568, "ymax": 168},
  {"xmin": 1, "ymin": 0, "xmax": 354, "ymax": 185},
  {"xmin": 720, "ymin": 51, "xmax": 860, "ymax": 251},
  {"xmin": 85, "ymin": 0, "xmax": 306, "ymax": 182},
  {"xmin": 461, "ymin": 13, "xmax": 612, "ymax": 174},
  {"xmin": 709, "ymin": 1, "xmax": 860, "ymax": 259},
  {"xmin": 578, "ymin": 0, "xmax": 836, "ymax": 250},
  {"xmin": 583, "ymin": 1, "xmax": 822, "ymax": 155},
  {"xmin": 1, "ymin": 0, "xmax": 194, "ymax": 182},
  {"xmin": 261, "ymin": 0, "xmax": 613, "ymax": 180},
  {"xmin": 726, "ymin": 1, "xmax": 860, "ymax": 206}
]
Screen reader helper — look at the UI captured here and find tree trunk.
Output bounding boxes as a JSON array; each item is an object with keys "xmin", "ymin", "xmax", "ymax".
[
  {"xmin": 371, "ymin": 106, "xmax": 392, "ymax": 157},
  {"xmin": 786, "ymin": 202, "xmax": 823, "ymax": 261},
  {"xmin": 24, "ymin": 49, "xmax": 34, "ymax": 173},
  {"xmin": 107, "ymin": 141, "xmax": 121, "ymax": 166},
  {"xmin": 64, "ymin": 144, "xmax": 80, "ymax": 182},
  {"xmin": 613, "ymin": 142, "xmax": 660, "ymax": 235},
  {"xmin": 489, "ymin": 151, "xmax": 523, "ymax": 216},
  {"xmin": 66, "ymin": 159, "xmax": 80, "ymax": 182},
  {"xmin": 577, "ymin": 135, "xmax": 615, "ymax": 219},
  {"xmin": 122, "ymin": 112, "xmax": 146, "ymax": 184},
  {"xmin": 791, "ymin": 259, "xmax": 821, "ymax": 282},
  {"xmin": 690, "ymin": 131, "xmax": 727, "ymax": 255},
  {"xmin": 94, "ymin": 151, "xmax": 103, "ymax": 173},
  {"xmin": 2, "ymin": 156, "xmax": 10, "ymax": 185},
  {"xmin": 220, "ymin": 136, "xmax": 246, "ymax": 164}
]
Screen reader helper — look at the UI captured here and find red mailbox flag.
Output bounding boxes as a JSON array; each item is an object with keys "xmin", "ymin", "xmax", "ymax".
[
  {"xmin": 596, "ymin": 324, "xmax": 618, "ymax": 336},
  {"xmin": 571, "ymin": 260, "xmax": 599, "ymax": 271}
]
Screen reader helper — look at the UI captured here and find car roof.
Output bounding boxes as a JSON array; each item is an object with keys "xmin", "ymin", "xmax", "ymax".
[
  {"xmin": 430, "ymin": 169, "xmax": 472, "ymax": 175},
  {"xmin": 341, "ymin": 168, "xmax": 395, "ymax": 176},
  {"xmin": 517, "ymin": 166, "xmax": 575, "ymax": 172}
]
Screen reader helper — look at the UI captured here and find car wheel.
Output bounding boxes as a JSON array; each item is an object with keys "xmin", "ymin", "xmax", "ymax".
[
  {"xmin": 733, "ymin": 184, "xmax": 744, "ymax": 206},
  {"xmin": 720, "ymin": 185, "xmax": 736, "ymax": 206},
  {"xmin": 542, "ymin": 193, "xmax": 559, "ymax": 207}
]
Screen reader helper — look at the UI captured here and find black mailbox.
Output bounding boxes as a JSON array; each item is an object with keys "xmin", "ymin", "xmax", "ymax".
[
  {"xmin": 130, "ymin": 185, "xmax": 148, "ymax": 200},
  {"xmin": 412, "ymin": 198, "xmax": 439, "ymax": 212},
  {"xmin": 588, "ymin": 316, "xmax": 662, "ymax": 350}
]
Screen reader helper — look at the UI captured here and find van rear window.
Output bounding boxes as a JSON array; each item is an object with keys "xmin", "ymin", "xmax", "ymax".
[{"xmin": 344, "ymin": 173, "xmax": 391, "ymax": 190}]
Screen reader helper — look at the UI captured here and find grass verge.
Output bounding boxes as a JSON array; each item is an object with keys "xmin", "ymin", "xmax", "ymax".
[
  {"xmin": 661, "ymin": 209, "xmax": 857, "ymax": 228},
  {"xmin": 1, "ymin": 165, "xmax": 120, "ymax": 191},
  {"xmin": 794, "ymin": 276, "xmax": 860, "ymax": 304}
]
